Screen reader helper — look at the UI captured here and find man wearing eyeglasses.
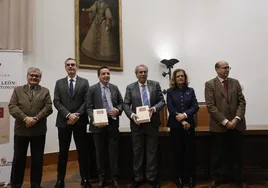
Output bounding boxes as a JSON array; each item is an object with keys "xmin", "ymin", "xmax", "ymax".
[
  {"xmin": 53, "ymin": 58, "xmax": 91, "ymax": 188},
  {"xmin": 123, "ymin": 64, "xmax": 165, "ymax": 188},
  {"xmin": 9, "ymin": 67, "xmax": 53, "ymax": 188},
  {"xmin": 205, "ymin": 61, "xmax": 247, "ymax": 188}
]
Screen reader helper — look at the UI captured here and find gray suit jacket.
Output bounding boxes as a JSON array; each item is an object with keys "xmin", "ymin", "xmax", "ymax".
[
  {"xmin": 54, "ymin": 76, "xmax": 89, "ymax": 127},
  {"xmin": 205, "ymin": 77, "xmax": 246, "ymax": 132},
  {"xmin": 86, "ymin": 82, "xmax": 123, "ymax": 133},
  {"xmin": 9, "ymin": 84, "xmax": 53, "ymax": 136},
  {"xmin": 123, "ymin": 80, "xmax": 165, "ymax": 132}
]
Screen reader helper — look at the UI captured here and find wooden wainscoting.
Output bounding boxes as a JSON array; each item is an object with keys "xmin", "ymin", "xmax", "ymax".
[
  {"xmin": 159, "ymin": 102, "xmax": 210, "ymax": 131},
  {"xmin": 196, "ymin": 102, "xmax": 210, "ymax": 130}
]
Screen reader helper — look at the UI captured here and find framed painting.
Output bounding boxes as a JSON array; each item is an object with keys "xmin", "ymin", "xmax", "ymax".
[{"xmin": 75, "ymin": 0, "xmax": 123, "ymax": 71}]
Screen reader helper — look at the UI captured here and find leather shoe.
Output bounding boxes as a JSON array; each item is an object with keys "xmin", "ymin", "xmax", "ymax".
[
  {"xmin": 131, "ymin": 181, "xmax": 141, "ymax": 188},
  {"xmin": 96, "ymin": 180, "xmax": 105, "ymax": 188},
  {"xmin": 152, "ymin": 183, "xmax": 161, "ymax": 188},
  {"xmin": 112, "ymin": 180, "xmax": 121, "ymax": 188},
  {"xmin": 80, "ymin": 179, "xmax": 92, "ymax": 188},
  {"xmin": 175, "ymin": 177, "xmax": 183, "ymax": 188},
  {"xmin": 149, "ymin": 181, "xmax": 161, "ymax": 188},
  {"xmin": 209, "ymin": 181, "xmax": 220, "ymax": 188},
  {"xmin": 54, "ymin": 180, "xmax": 65, "ymax": 188},
  {"xmin": 189, "ymin": 177, "xmax": 195, "ymax": 188},
  {"xmin": 236, "ymin": 182, "xmax": 249, "ymax": 188}
]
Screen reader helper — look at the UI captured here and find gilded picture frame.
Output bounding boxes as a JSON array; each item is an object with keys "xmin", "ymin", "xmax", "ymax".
[{"xmin": 75, "ymin": 0, "xmax": 123, "ymax": 71}]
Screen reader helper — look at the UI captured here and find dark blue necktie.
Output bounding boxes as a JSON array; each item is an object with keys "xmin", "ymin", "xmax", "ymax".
[{"xmin": 70, "ymin": 79, "xmax": 74, "ymax": 97}]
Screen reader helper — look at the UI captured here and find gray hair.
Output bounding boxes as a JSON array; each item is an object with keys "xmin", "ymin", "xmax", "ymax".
[
  {"xmin": 27, "ymin": 67, "xmax": 42, "ymax": 76},
  {"xmin": 135, "ymin": 64, "xmax": 148, "ymax": 74}
]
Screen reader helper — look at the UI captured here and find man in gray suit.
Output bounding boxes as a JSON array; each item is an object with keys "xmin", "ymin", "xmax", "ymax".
[
  {"xmin": 9, "ymin": 67, "xmax": 53, "ymax": 188},
  {"xmin": 123, "ymin": 64, "xmax": 165, "ymax": 188},
  {"xmin": 87, "ymin": 66, "xmax": 123, "ymax": 188},
  {"xmin": 53, "ymin": 58, "xmax": 91, "ymax": 188},
  {"xmin": 205, "ymin": 60, "xmax": 247, "ymax": 188}
]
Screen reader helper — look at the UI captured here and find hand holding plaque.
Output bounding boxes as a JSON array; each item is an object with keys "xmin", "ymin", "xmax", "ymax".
[
  {"xmin": 93, "ymin": 109, "xmax": 108, "ymax": 127},
  {"xmin": 136, "ymin": 106, "xmax": 151, "ymax": 124}
]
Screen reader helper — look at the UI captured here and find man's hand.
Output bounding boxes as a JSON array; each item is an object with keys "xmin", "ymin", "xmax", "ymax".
[
  {"xmin": 148, "ymin": 107, "xmax": 155, "ymax": 118},
  {"xmin": 181, "ymin": 121, "xmax": 190, "ymax": 130},
  {"xmin": 67, "ymin": 113, "xmax": 80, "ymax": 125},
  {"xmin": 132, "ymin": 114, "xmax": 140, "ymax": 125},
  {"xmin": 231, "ymin": 118, "xmax": 239, "ymax": 127},
  {"xmin": 25, "ymin": 117, "xmax": 37, "ymax": 128},
  {"xmin": 108, "ymin": 108, "xmax": 119, "ymax": 117},
  {"xmin": 176, "ymin": 113, "xmax": 186, "ymax": 122},
  {"xmin": 226, "ymin": 121, "xmax": 235, "ymax": 129}
]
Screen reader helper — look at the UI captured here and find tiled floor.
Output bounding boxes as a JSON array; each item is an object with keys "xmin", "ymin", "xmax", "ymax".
[{"xmin": 5, "ymin": 161, "xmax": 268, "ymax": 188}]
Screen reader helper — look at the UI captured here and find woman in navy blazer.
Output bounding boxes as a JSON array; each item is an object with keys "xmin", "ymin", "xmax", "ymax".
[{"xmin": 167, "ymin": 69, "xmax": 199, "ymax": 188}]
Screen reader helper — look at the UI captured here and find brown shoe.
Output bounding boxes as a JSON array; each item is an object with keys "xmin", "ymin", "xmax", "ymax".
[
  {"xmin": 209, "ymin": 181, "xmax": 220, "ymax": 188},
  {"xmin": 112, "ymin": 180, "xmax": 121, "ymax": 188},
  {"xmin": 236, "ymin": 183, "xmax": 249, "ymax": 188}
]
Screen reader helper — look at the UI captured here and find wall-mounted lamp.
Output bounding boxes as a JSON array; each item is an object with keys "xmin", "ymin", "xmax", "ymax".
[
  {"xmin": 161, "ymin": 58, "xmax": 179, "ymax": 80},
  {"xmin": 161, "ymin": 58, "xmax": 179, "ymax": 94}
]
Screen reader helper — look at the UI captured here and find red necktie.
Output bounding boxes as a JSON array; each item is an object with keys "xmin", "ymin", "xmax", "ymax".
[{"xmin": 222, "ymin": 80, "xmax": 228, "ymax": 97}]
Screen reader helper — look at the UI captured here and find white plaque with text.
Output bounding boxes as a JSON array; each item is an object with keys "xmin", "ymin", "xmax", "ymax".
[
  {"xmin": 136, "ymin": 106, "xmax": 150, "ymax": 123},
  {"xmin": 93, "ymin": 109, "xmax": 108, "ymax": 127}
]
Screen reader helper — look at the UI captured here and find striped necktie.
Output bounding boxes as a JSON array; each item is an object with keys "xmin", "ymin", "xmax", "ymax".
[{"xmin": 141, "ymin": 84, "xmax": 150, "ymax": 106}]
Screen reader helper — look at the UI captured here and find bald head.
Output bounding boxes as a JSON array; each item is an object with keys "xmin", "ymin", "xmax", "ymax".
[
  {"xmin": 215, "ymin": 60, "xmax": 228, "ymax": 69},
  {"xmin": 215, "ymin": 60, "xmax": 230, "ymax": 79}
]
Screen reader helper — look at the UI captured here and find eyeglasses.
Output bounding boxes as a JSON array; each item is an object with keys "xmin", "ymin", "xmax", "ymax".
[
  {"xmin": 220, "ymin": 66, "xmax": 231, "ymax": 70},
  {"xmin": 66, "ymin": 63, "xmax": 76, "ymax": 67},
  {"xmin": 29, "ymin": 74, "xmax": 40, "ymax": 78},
  {"xmin": 139, "ymin": 71, "xmax": 147, "ymax": 74}
]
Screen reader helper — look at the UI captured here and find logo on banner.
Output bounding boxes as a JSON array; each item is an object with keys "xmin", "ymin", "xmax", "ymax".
[
  {"xmin": 0, "ymin": 107, "xmax": 3, "ymax": 118},
  {"xmin": 0, "ymin": 63, "xmax": 10, "ymax": 77},
  {"xmin": 0, "ymin": 62, "xmax": 18, "ymax": 90},
  {"xmin": 0, "ymin": 156, "xmax": 11, "ymax": 167}
]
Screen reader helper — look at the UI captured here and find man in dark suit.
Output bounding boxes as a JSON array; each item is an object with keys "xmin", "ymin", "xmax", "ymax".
[
  {"xmin": 53, "ymin": 58, "xmax": 91, "ymax": 188},
  {"xmin": 123, "ymin": 64, "xmax": 165, "ymax": 188},
  {"xmin": 87, "ymin": 66, "xmax": 123, "ymax": 188},
  {"xmin": 9, "ymin": 67, "xmax": 53, "ymax": 188},
  {"xmin": 205, "ymin": 60, "xmax": 247, "ymax": 188}
]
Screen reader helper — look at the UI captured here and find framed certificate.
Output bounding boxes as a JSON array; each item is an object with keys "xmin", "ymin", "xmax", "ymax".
[
  {"xmin": 136, "ymin": 106, "xmax": 150, "ymax": 124},
  {"xmin": 93, "ymin": 109, "xmax": 108, "ymax": 127}
]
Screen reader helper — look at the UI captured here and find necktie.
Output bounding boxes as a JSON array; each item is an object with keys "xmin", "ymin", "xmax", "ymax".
[
  {"xmin": 222, "ymin": 80, "xmax": 228, "ymax": 97},
  {"xmin": 103, "ymin": 86, "xmax": 113, "ymax": 112},
  {"xmin": 70, "ymin": 79, "xmax": 74, "ymax": 97},
  {"xmin": 29, "ymin": 86, "xmax": 35, "ymax": 101},
  {"xmin": 103, "ymin": 86, "xmax": 116, "ymax": 120},
  {"xmin": 141, "ymin": 84, "xmax": 150, "ymax": 106}
]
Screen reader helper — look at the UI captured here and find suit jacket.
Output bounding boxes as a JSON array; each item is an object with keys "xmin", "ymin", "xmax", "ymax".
[
  {"xmin": 8, "ymin": 84, "xmax": 53, "ymax": 136},
  {"xmin": 86, "ymin": 82, "xmax": 123, "ymax": 133},
  {"xmin": 123, "ymin": 80, "xmax": 165, "ymax": 132},
  {"xmin": 205, "ymin": 77, "xmax": 246, "ymax": 132},
  {"xmin": 54, "ymin": 76, "xmax": 89, "ymax": 127},
  {"xmin": 167, "ymin": 86, "xmax": 199, "ymax": 129}
]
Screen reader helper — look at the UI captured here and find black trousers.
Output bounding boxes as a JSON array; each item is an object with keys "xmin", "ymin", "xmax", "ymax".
[
  {"xmin": 93, "ymin": 125, "xmax": 120, "ymax": 181},
  {"xmin": 132, "ymin": 125, "xmax": 159, "ymax": 182},
  {"xmin": 57, "ymin": 125, "xmax": 89, "ymax": 181},
  {"xmin": 11, "ymin": 134, "xmax": 46, "ymax": 188},
  {"xmin": 210, "ymin": 129, "xmax": 244, "ymax": 184},
  {"xmin": 170, "ymin": 128, "xmax": 196, "ymax": 183}
]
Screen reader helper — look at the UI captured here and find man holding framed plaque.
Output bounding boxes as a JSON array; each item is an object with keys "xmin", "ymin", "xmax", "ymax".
[
  {"xmin": 86, "ymin": 66, "xmax": 123, "ymax": 188},
  {"xmin": 123, "ymin": 64, "xmax": 165, "ymax": 188}
]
